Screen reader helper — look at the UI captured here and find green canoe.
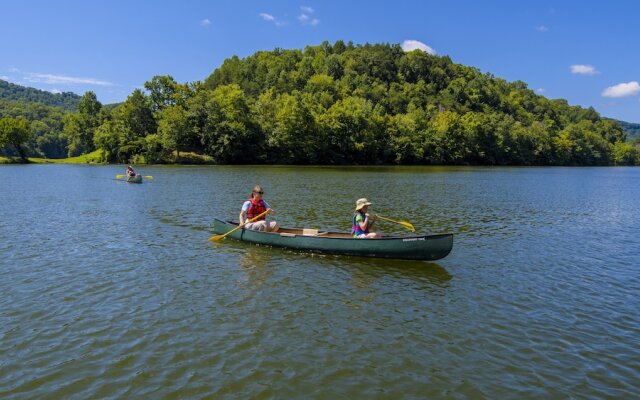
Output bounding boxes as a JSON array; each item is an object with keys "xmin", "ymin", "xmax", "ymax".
[
  {"xmin": 211, "ymin": 219, "xmax": 453, "ymax": 261},
  {"xmin": 126, "ymin": 174, "xmax": 142, "ymax": 183}
]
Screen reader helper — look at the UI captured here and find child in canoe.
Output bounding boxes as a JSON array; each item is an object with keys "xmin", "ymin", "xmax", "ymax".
[{"xmin": 352, "ymin": 198, "xmax": 382, "ymax": 238}]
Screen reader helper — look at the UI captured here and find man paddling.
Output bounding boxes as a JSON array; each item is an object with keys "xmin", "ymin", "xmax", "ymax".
[{"xmin": 239, "ymin": 185, "xmax": 279, "ymax": 232}]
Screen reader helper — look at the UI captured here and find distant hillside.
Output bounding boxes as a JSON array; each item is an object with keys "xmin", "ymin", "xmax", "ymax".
[
  {"xmin": 0, "ymin": 79, "xmax": 81, "ymax": 112},
  {"xmin": 617, "ymin": 119, "xmax": 640, "ymax": 141}
]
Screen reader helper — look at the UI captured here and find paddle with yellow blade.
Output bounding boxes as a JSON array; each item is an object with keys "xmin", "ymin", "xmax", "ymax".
[
  {"xmin": 208, "ymin": 209, "xmax": 270, "ymax": 242},
  {"xmin": 115, "ymin": 174, "xmax": 154, "ymax": 180},
  {"xmin": 374, "ymin": 215, "xmax": 416, "ymax": 232}
]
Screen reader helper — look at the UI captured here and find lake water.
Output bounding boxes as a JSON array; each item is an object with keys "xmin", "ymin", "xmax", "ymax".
[{"xmin": 1, "ymin": 164, "xmax": 638, "ymax": 399}]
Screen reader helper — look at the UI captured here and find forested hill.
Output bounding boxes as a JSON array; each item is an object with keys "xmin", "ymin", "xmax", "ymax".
[
  {"xmin": 0, "ymin": 79, "xmax": 80, "ymax": 111},
  {"xmin": 199, "ymin": 41, "xmax": 634, "ymax": 165},
  {"xmin": 4, "ymin": 41, "xmax": 640, "ymax": 165}
]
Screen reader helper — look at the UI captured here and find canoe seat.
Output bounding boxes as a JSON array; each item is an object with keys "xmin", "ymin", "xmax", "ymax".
[
  {"xmin": 302, "ymin": 228, "xmax": 318, "ymax": 236},
  {"xmin": 280, "ymin": 232, "xmax": 296, "ymax": 237}
]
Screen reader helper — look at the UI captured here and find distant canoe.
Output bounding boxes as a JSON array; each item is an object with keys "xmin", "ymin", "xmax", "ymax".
[
  {"xmin": 126, "ymin": 174, "xmax": 142, "ymax": 183},
  {"xmin": 212, "ymin": 219, "xmax": 453, "ymax": 261}
]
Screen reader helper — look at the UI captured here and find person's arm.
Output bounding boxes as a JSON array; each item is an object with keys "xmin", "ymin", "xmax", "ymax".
[
  {"xmin": 356, "ymin": 214, "xmax": 368, "ymax": 230},
  {"xmin": 239, "ymin": 202, "xmax": 249, "ymax": 224},
  {"xmin": 367, "ymin": 213, "xmax": 376, "ymax": 226},
  {"xmin": 263, "ymin": 201, "xmax": 275, "ymax": 215}
]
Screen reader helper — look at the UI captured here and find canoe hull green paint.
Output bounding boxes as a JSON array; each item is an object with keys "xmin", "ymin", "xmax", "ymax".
[
  {"xmin": 126, "ymin": 174, "xmax": 142, "ymax": 183},
  {"xmin": 212, "ymin": 219, "xmax": 453, "ymax": 261}
]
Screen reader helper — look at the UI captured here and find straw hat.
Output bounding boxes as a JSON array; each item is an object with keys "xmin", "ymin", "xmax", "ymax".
[{"xmin": 355, "ymin": 198, "xmax": 372, "ymax": 210}]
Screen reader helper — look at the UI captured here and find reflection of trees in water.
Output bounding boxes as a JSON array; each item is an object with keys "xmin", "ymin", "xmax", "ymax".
[
  {"xmin": 238, "ymin": 245, "xmax": 274, "ymax": 289},
  {"xmin": 344, "ymin": 257, "xmax": 453, "ymax": 288},
  {"xmin": 228, "ymin": 239, "xmax": 453, "ymax": 298},
  {"xmin": 341, "ymin": 258, "xmax": 452, "ymax": 309},
  {"xmin": 345, "ymin": 267, "xmax": 376, "ymax": 309}
]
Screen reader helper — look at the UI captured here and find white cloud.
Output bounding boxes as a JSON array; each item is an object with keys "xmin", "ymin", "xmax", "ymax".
[
  {"xmin": 298, "ymin": 14, "xmax": 319, "ymax": 26},
  {"xmin": 570, "ymin": 64, "xmax": 598, "ymax": 75},
  {"xmin": 401, "ymin": 40, "xmax": 436, "ymax": 55},
  {"xmin": 200, "ymin": 19, "xmax": 211, "ymax": 27},
  {"xmin": 5, "ymin": 68, "xmax": 113, "ymax": 87},
  {"xmin": 50, "ymin": 89, "xmax": 62, "ymax": 94},
  {"xmin": 602, "ymin": 81, "xmax": 640, "ymax": 98},
  {"xmin": 23, "ymin": 72, "xmax": 112, "ymax": 86},
  {"xmin": 259, "ymin": 12, "xmax": 288, "ymax": 26},
  {"xmin": 536, "ymin": 25, "xmax": 549, "ymax": 32},
  {"xmin": 259, "ymin": 13, "xmax": 275, "ymax": 21},
  {"xmin": 537, "ymin": 88, "xmax": 545, "ymax": 94},
  {"xmin": 298, "ymin": 6, "xmax": 319, "ymax": 26}
]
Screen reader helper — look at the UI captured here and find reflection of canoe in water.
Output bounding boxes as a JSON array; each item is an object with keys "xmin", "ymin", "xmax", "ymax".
[
  {"xmin": 212, "ymin": 219, "xmax": 453, "ymax": 261},
  {"xmin": 126, "ymin": 174, "xmax": 142, "ymax": 183}
]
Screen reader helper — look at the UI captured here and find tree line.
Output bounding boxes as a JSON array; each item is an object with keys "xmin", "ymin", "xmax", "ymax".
[
  {"xmin": 0, "ymin": 79, "xmax": 80, "ymax": 111},
  {"xmin": 2, "ymin": 41, "xmax": 640, "ymax": 165}
]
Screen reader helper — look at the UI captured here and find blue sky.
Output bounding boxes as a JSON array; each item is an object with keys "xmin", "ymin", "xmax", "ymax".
[{"xmin": 1, "ymin": 0, "xmax": 639, "ymax": 123}]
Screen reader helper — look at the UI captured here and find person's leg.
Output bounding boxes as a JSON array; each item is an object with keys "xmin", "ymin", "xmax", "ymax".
[
  {"xmin": 245, "ymin": 221, "xmax": 267, "ymax": 231},
  {"xmin": 268, "ymin": 221, "xmax": 280, "ymax": 232},
  {"xmin": 253, "ymin": 221, "xmax": 268, "ymax": 231}
]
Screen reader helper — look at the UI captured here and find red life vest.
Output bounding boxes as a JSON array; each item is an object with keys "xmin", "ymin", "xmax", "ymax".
[{"xmin": 246, "ymin": 198, "xmax": 267, "ymax": 221}]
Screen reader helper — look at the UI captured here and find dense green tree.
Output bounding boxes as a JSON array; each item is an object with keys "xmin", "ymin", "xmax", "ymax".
[
  {"xmin": 423, "ymin": 111, "xmax": 472, "ymax": 164},
  {"xmin": 62, "ymin": 113, "xmax": 83, "ymax": 157},
  {"xmin": 388, "ymin": 112, "xmax": 423, "ymax": 164},
  {"xmin": 62, "ymin": 91, "xmax": 102, "ymax": 156},
  {"xmin": 317, "ymin": 96, "xmax": 387, "ymax": 164},
  {"xmin": 114, "ymin": 89, "xmax": 156, "ymax": 144},
  {"xmin": 613, "ymin": 141, "xmax": 640, "ymax": 165},
  {"xmin": 93, "ymin": 119, "xmax": 128, "ymax": 162},
  {"xmin": 194, "ymin": 84, "xmax": 261, "ymax": 163},
  {"xmin": 0, "ymin": 99, "xmax": 67, "ymax": 158},
  {"xmin": 267, "ymin": 92, "xmax": 318, "ymax": 163},
  {"xmin": 0, "ymin": 117, "xmax": 31, "ymax": 161},
  {"xmin": 78, "ymin": 91, "xmax": 102, "ymax": 120},
  {"xmin": 157, "ymin": 105, "xmax": 190, "ymax": 158},
  {"xmin": 144, "ymin": 75, "xmax": 193, "ymax": 113}
]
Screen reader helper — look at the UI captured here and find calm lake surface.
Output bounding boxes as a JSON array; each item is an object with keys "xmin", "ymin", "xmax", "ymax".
[{"xmin": 1, "ymin": 164, "xmax": 638, "ymax": 399}]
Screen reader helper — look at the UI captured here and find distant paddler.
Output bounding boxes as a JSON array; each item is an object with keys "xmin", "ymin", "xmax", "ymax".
[{"xmin": 115, "ymin": 166, "xmax": 153, "ymax": 182}]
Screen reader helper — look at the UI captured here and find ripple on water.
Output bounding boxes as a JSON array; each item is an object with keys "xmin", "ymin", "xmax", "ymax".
[{"xmin": 1, "ymin": 165, "xmax": 639, "ymax": 398}]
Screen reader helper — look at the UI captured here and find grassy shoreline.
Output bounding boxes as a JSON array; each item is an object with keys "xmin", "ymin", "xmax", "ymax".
[
  {"xmin": 1, "ymin": 150, "xmax": 215, "ymax": 165},
  {"xmin": 1, "ymin": 149, "xmax": 106, "ymax": 164}
]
